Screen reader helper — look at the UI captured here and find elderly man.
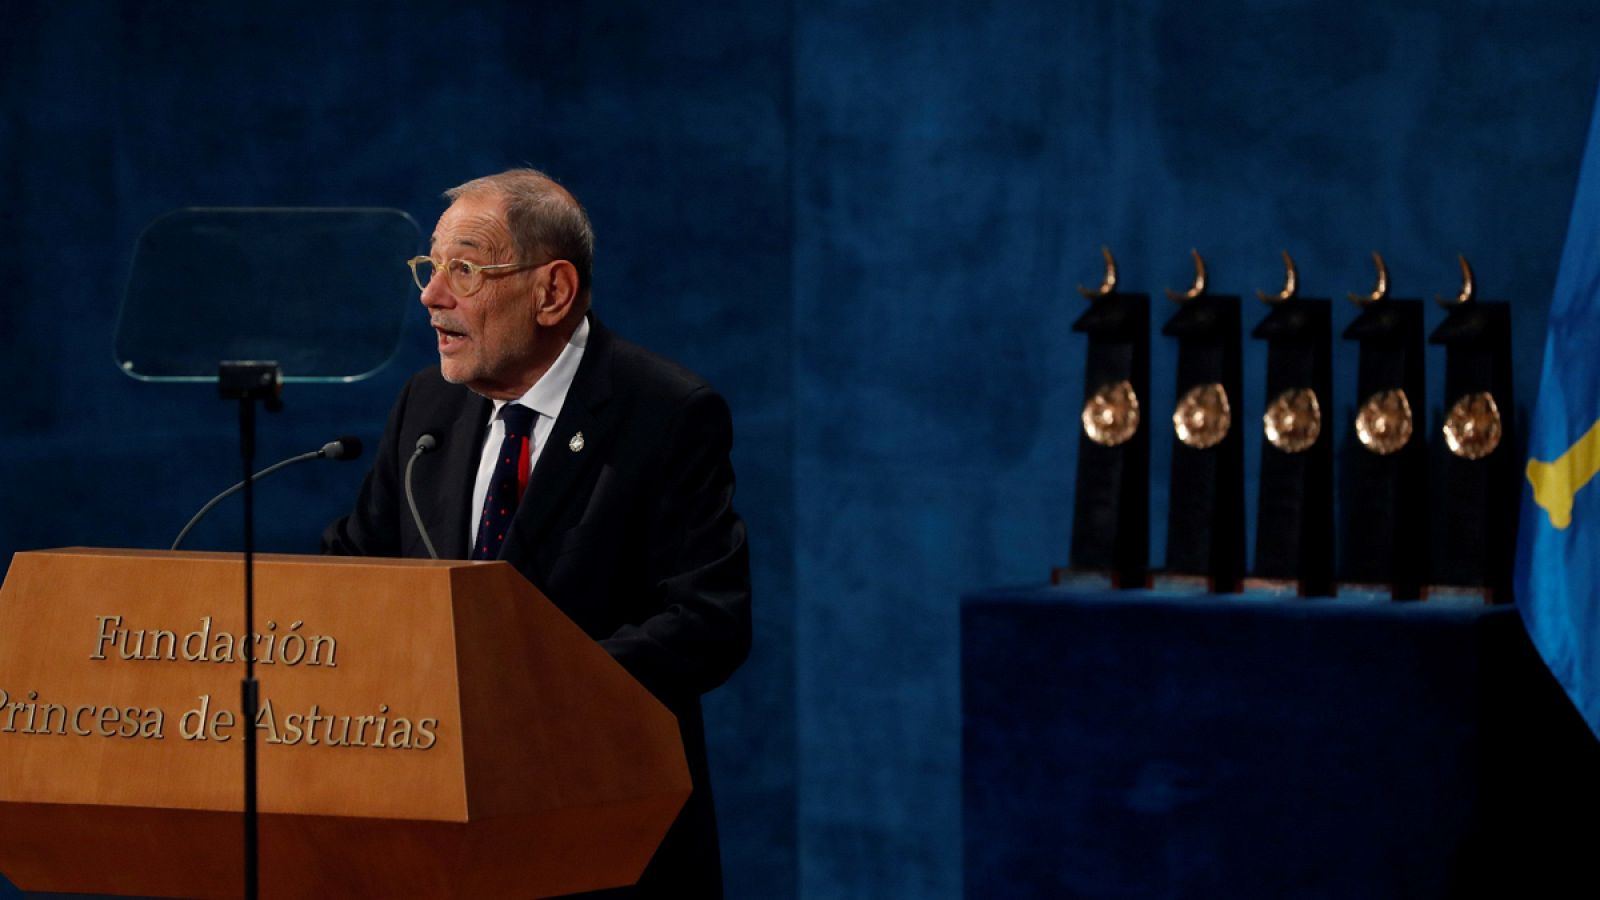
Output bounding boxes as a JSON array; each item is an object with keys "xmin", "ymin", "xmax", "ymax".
[{"xmin": 324, "ymin": 169, "xmax": 751, "ymax": 898}]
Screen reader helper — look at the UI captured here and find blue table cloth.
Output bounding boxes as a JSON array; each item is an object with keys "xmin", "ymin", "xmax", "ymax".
[{"xmin": 962, "ymin": 586, "xmax": 1600, "ymax": 899}]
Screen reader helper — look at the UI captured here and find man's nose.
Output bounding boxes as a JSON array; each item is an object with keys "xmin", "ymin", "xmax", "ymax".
[{"xmin": 419, "ymin": 274, "xmax": 452, "ymax": 309}]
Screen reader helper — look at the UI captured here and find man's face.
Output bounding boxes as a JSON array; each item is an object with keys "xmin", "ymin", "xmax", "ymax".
[{"xmin": 422, "ymin": 193, "xmax": 543, "ymax": 398}]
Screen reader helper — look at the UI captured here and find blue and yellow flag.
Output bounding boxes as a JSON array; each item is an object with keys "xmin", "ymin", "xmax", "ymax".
[{"xmin": 1518, "ymin": 84, "xmax": 1600, "ymax": 741}]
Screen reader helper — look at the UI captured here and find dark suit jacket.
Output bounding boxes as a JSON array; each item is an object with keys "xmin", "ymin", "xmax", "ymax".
[{"xmin": 323, "ymin": 316, "xmax": 751, "ymax": 898}]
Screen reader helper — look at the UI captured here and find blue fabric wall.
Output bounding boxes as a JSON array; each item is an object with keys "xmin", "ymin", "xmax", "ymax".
[
  {"xmin": 3, "ymin": 3, "xmax": 1598, "ymax": 899},
  {"xmin": 791, "ymin": 2, "xmax": 1597, "ymax": 898}
]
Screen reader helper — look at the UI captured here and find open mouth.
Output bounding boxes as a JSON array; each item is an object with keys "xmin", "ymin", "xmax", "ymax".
[{"xmin": 433, "ymin": 324, "xmax": 469, "ymax": 349}]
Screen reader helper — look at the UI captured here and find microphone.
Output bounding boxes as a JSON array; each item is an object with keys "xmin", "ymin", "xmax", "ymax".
[
  {"xmin": 171, "ymin": 437, "xmax": 365, "ymax": 551},
  {"xmin": 405, "ymin": 432, "xmax": 441, "ymax": 560},
  {"xmin": 319, "ymin": 437, "xmax": 362, "ymax": 460}
]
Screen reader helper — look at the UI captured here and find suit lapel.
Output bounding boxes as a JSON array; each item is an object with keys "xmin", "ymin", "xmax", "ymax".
[
  {"xmin": 502, "ymin": 316, "xmax": 617, "ymax": 556},
  {"xmin": 429, "ymin": 392, "xmax": 492, "ymax": 560}
]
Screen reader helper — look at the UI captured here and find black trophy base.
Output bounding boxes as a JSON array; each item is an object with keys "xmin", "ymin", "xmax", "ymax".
[
  {"xmin": 1051, "ymin": 566, "xmax": 1148, "ymax": 591},
  {"xmin": 1421, "ymin": 584, "xmax": 1499, "ymax": 605},
  {"xmin": 1337, "ymin": 581, "xmax": 1423, "ymax": 602},
  {"xmin": 1240, "ymin": 576, "xmax": 1332, "ymax": 599},
  {"xmin": 1148, "ymin": 572, "xmax": 1227, "ymax": 595}
]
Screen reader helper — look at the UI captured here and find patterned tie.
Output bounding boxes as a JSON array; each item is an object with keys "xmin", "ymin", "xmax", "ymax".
[{"xmin": 473, "ymin": 403, "xmax": 535, "ymax": 560}]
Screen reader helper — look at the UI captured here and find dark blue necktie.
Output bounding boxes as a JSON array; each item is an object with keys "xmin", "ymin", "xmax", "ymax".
[{"xmin": 473, "ymin": 403, "xmax": 535, "ymax": 560}]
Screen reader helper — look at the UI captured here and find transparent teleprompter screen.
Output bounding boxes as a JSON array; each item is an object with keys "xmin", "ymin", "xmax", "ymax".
[{"xmin": 115, "ymin": 207, "xmax": 420, "ymax": 382}]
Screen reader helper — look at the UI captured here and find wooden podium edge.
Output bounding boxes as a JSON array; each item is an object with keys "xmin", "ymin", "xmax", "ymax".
[{"xmin": 0, "ymin": 793, "xmax": 689, "ymax": 899}]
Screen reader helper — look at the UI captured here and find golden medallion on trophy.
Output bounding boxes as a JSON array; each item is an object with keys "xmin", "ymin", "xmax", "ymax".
[
  {"xmin": 1354, "ymin": 388, "xmax": 1413, "ymax": 455},
  {"xmin": 1172, "ymin": 383, "xmax": 1231, "ymax": 449},
  {"xmin": 1442, "ymin": 391, "xmax": 1502, "ymax": 460},
  {"xmin": 1081, "ymin": 380, "xmax": 1140, "ymax": 447},
  {"xmin": 1262, "ymin": 387, "xmax": 1321, "ymax": 453}
]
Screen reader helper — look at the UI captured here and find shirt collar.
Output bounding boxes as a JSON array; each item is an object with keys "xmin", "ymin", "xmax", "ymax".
[{"xmin": 492, "ymin": 316, "xmax": 590, "ymax": 422}]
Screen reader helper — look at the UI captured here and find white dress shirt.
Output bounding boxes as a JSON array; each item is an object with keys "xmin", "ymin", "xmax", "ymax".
[{"xmin": 468, "ymin": 317, "xmax": 590, "ymax": 549}]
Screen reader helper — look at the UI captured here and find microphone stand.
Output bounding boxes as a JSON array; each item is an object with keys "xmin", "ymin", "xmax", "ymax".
[{"xmin": 218, "ymin": 361, "xmax": 282, "ymax": 900}]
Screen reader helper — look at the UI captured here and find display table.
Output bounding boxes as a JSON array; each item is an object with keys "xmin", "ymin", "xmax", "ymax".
[{"xmin": 961, "ymin": 587, "xmax": 1600, "ymax": 899}]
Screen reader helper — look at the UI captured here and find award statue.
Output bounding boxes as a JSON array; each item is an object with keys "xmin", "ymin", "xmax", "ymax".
[
  {"xmin": 1426, "ymin": 256, "xmax": 1516, "ymax": 602},
  {"xmin": 1340, "ymin": 253, "xmax": 1427, "ymax": 599},
  {"xmin": 1063, "ymin": 248, "xmax": 1150, "ymax": 589},
  {"xmin": 1157, "ymin": 250, "xmax": 1244, "ymax": 593},
  {"xmin": 1247, "ymin": 253, "xmax": 1334, "ymax": 597}
]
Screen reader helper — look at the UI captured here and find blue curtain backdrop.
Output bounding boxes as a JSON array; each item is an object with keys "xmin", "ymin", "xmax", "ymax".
[{"xmin": 3, "ymin": 2, "xmax": 1598, "ymax": 899}]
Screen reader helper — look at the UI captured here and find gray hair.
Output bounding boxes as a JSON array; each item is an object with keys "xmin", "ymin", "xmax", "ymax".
[{"xmin": 444, "ymin": 168, "xmax": 594, "ymax": 301}]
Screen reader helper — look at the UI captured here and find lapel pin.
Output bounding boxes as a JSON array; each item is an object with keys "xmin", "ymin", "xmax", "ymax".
[{"xmin": 568, "ymin": 431, "xmax": 585, "ymax": 452}]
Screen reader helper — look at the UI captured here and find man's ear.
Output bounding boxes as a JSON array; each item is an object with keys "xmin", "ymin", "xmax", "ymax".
[{"xmin": 535, "ymin": 260, "xmax": 580, "ymax": 326}]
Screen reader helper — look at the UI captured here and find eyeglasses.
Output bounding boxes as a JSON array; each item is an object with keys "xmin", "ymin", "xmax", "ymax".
[{"xmin": 406, "ymin": 256, "xmax": 546, "ymax": 297}]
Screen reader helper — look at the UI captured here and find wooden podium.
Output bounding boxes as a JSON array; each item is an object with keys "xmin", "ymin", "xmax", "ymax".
[{"xmin": 0, "ymin": 548, "xmax": 692, "ymax": 899}]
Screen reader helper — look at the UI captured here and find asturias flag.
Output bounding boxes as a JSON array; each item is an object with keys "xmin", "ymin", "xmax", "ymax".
[{"xmin": 1518, "ymin": 82, "xmax": 1600, "ymax": 741}]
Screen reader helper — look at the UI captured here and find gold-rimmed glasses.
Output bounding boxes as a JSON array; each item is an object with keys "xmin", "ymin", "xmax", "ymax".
[{"xmin": 406, "ymin": 256, "xmax": 545, "ymax": 297}]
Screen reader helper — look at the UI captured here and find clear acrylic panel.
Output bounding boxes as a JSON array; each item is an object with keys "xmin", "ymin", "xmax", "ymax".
[{"xmin": 115, "ymin": 207, "xmax": 420, "ymax": 383}]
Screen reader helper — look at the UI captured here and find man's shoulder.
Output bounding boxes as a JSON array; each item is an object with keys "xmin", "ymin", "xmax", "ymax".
[
  {"xmin": 389, "ymin": 320, "xmax": 726, "ymax": 417},
  {"xmin": 600, "ymin": 325, "xmax": 721, "ymax": 408}
]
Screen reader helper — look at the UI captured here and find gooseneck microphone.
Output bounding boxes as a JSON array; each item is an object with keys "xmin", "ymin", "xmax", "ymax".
[
  {"xmin": 405, "ymin": 432, "xmax": 441, "ymax": 560},
  {"xmin": 171, "ymin": 437, "xmax": 364, "ymax": 551}
]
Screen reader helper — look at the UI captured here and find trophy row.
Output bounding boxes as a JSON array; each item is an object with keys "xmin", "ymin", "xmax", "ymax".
[{"xmin": 1063, "ymin": 250, "xmax": 1517, "ymax": 601}]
